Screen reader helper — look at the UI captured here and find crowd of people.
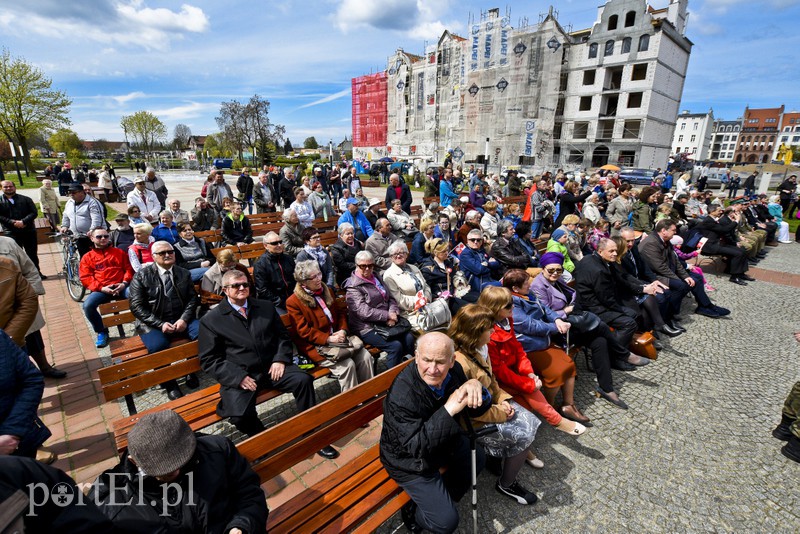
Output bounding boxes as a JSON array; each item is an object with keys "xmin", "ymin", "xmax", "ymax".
[{"xmin": 1, "ymin": 160, "xmax": 799, "ymax": 533}]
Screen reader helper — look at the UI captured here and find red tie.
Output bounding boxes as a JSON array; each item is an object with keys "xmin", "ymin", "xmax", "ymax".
[{"xmin": 238, "ymin": 307, "xmax": 247, "ymax": 319}]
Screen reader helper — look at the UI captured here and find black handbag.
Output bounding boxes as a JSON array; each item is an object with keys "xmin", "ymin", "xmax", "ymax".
[
  {"xmin": 565, "ymin": 311, "xmax": 602, "ymax": 334},
  {"xmin": 373, "ymin": 316, "xmax": 412, "ymax": 339}
]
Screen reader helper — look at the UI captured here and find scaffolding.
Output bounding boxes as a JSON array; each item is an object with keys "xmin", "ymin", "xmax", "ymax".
[{"xmin": 352, "ymin": 73, "xmax": 388, "ymax": 148}]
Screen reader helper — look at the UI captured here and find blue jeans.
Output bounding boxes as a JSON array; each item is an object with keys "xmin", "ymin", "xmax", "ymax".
[
  {"xmin": 531, "ymin": 219, "xmax": 543, "ymax": 239},
  {"xmin": 189, "ymin": 267, "xmax": 209, "ymax": 282},
  {"xmin": 140, "ymin": 319, "xmax": 200, "ymax": 353},
  {"xmin": 83, "ymin": 289, "xmax": 129, "ymax": 333}
]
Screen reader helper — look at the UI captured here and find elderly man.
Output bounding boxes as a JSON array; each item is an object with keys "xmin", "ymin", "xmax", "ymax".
[
  {"xmin": 143, "ymin": 167, "xmax": 168, "ymax": 209},
  {"xmin": 457, "ymin": 209, "xmax": 483, "ymax": 245},
  {"xmin": 573, "ymin": 238, "xmax": 661, "ymax": 364},
  {"xmin": 166, "ymin": 198, "xmax": 190, "ymax": 225},
  {"xmin": 638, "ymin": 219, "xmax": 729, "ymax": 319},
  {"xmin": 0, "ymin": 181, "xmax": 43, "ymax": 276},
  {"xmin": 191, "ymin": 196, "xmax": 218, "ymax": 231},
  {"xmin": 278, "ymin": 167, "xmax": 298, "ymax": 209},
  {"xmin": 380, "ymin": 332, "xmax": 492, "ymax": 534},
  {"xmin": 253, "ymin": 171, "xmax": 277, "ymax": 213},
  {"xmin": 206, "ymin": 170, "xmax": 233, "ymax": 213},
  {"xmin": 696, "ymin": 204, "xmax": 753, "ymax": 286},
  {"xmin": 198, "ymin": 270, "xmax": 339, "ymax": 458},
  {"xmin": 127, "ymin": 176, "xmax": 160, "ymax": 222},
  {"xmin": 60, "ymin": 182, "xmax": 105, "ymax": 257},
  {"xmin": 279, "ymin": 208, "xmax": 306, "ymax": 257},
  {"xmin": 38, "ymin": 179, "xmax": 60, "ymax": 231},
  {"xmin": 365, "ymin": 218, "xmax": 399, "ymax": 273},
  {"xmin": 253, "ymin": 232, "xmax": 296, "ymax": 313},
  {"xmin": 89, "ymin": 409, "xmax": 268, "ymax": 532},
  {"xmin": 236, "ymin": 167, "xmax": 255, "ymax": 214},
  {"xmin": 129, "ymin": 240, "xmax": 200, "ymax": 400},
  {"xmin": 80, "ymin": 228, "xmax": 135, "ymax": 348},
  {"xmin": 337, "ymin": 197, "xmax": 373, "ymax": 241},
  {"xmin": 385, "ymin": 173, "xmax": 412, "ymax": 214}
]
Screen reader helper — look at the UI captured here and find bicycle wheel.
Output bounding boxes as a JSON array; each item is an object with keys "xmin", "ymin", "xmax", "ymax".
[{"xmin": 66, "ymin": 254, "xmax": 86, "ymax": 301}]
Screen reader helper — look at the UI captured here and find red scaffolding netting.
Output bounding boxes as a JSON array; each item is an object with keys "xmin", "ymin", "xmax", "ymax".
[{"xmin": 352, "ymin": 72, "xmax": 388, "ymax": 148}]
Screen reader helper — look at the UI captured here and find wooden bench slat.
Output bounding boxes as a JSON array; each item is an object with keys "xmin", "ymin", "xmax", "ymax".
[
  {"xmin": 102, "ymin": 358, "xmax": 201, "ymax": 402},
  {"xmin": 347, "ymin": 490, "xmax": 410, "ymax": 534},
  {"xmin": 319, "ymin": 477, "xmax": 407, "ymax": 534},
  {"xmin": 102, "ymin": 311, "xmax": 136, "ymax": 328},
  {"xmin": 98, "ymin": 341, "xmax": 200, "ymax": 383}
]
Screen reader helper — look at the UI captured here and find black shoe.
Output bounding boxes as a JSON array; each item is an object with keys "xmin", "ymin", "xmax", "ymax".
[
  {"xmin": 655, "ymin": 324, "xmax": 682, "ymax": 337},
  {"xmin": 184, "ymin": 373, "xmax": 200, "ymax": 389},
  {"xmin": 595, "ymin": 389, "xmax": 629, "ymax": 410},
  {"xmin": 317, "ymin": 445, "xmax": 340, "ymax": 459},
  {"xmin": 667, "ymin": 320, "xmax": 687, "ymax": 333},
  {"xmin": 400, "ymin": 502, "xmax": 422, "ymax": 533},
  {"xmin": 38, "ymin": 272, "xmax": 48, "ymax": 280},
  {"xmin": 781, "ymin": 435, "xmax": 800, "ymax": 464},
  {"xmin": 712, "ymin": 305, "xmax": 731, "ymax": 316},
  {"xmin": 653, "ymin": 340, "xmax": 664, "ymax": 351},
  {"xmin": 166, "ymin": 388, "xmax": 184, "ymax": 401},
  {"xmin": 41, "ymin": 367, "xmax": 67, "ymax": 379},
  {"xmin": 495, "ymin": 480, "xmax": 538, "ymax": 505},
  {"xmin": 756, "ymin": 252, "xmax": 767, "ymax": 258},
  {"xmin": 611, "ymin": 359, "xmax": 637, "ymax": 371},
  {"xmin": 626, "ymin": 354, "xmax": 651, "ymax": 367},
  {"xmin": 695, "ymin": 306, "xmax": 721, "ymax": 318},
  {"xmin": 740, "ymin": 274, "xmax": 756, "ymax": 282},
  {"xmin": 729, "ymin": 276, "xmax": 747, "ymax": 286},
  {"xmin": 773, "ymin": 416, "xmax": 795, "ymax": 441}
]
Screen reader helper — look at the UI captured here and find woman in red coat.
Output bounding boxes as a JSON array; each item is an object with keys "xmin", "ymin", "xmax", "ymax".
[
  {"xmin": 285, "ymin": 259, "xmax": 374, "ymax": 392},
  {"xmin": 477, "ymin": 286, "xmax": 586, "ymax": 461}
]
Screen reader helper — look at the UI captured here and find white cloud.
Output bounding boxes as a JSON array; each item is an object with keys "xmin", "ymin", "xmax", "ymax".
[
  {"xmin": 296, "ymin": 88, "xmax": 352, "ymax": 110},
  {"xmin": 334, "ymin": 0, "xmax": 454, "ymax": 39},
  {"xmin": 117, "ymin": 3, "xmax": 209, "ymax": 33},
  {"xmin": 112, "ymin": 91, "xmax": 146, "ymax": 105},
  {"xmin": 150, "ymin": 101, "xmax": 219, "ymax": 121}
]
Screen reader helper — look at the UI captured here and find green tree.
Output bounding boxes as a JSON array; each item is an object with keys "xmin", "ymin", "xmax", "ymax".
[
  {"xmin": 92, "ymin": 138, "xmax": 112, "ymax": 156},
  {"xmin": 284, "ymin": 138, "xmax": 293, "ymax": 154},
  {"xmin": 203, "ymin": 133, "xmax": 232, "ymax": 158},
  {"xmin": 0, "ymin": 49, "xmax": 72, "ymax": 173},
  {"xmin": 120, "ymin": 110, "xmax": 166, "ymax": 156},
  {"xmin": 216, "ymin": 95, "xmax": 284, "ymax": 166},
  {"xmin": 48, "ymin": 128, "xmax": 82, "ymax": 154},
  {"xmin": 303, "ymin": 136, "xmax": 319, "ymax": 149}
]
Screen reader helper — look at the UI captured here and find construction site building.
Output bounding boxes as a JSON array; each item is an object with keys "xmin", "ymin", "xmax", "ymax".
[{"xmin": 352, "ymin": 0, "xmax": 692, "ymax": 174}]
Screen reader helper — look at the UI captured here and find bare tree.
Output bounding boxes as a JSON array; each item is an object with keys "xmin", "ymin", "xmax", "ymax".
[
  {"xmin": 120, "ymin": 111, "xmax": 167, "ymax": 156},
  {"xmin": 216, "ymin": 95, "xmax": 284, "ymax": 166},
  {"xmin": 172, "ymin": 123, "xmax": 192, "ymax": 150}
]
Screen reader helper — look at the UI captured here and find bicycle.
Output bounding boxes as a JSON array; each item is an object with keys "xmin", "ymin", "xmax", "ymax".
[{"xmin": 55, "ymin": 232, "xmax": 87, "ymax": 302}]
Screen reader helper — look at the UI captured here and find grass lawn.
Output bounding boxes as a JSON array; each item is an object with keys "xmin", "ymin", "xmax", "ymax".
[{"xmin": 1, "ymin": 172, "xmax": 42, "ymax": 190}]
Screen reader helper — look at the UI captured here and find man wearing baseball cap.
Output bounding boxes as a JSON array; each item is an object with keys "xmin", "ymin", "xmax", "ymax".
[
  {"xmin": 126, "ymin": 175, "xmax": 160, "ymax": 222},
  {"xmin": 337, "ymin": 197, "xmax": 373, "ymax": 241},
  {"xmin": 90, "ymin": 410, "xmax": 268, "ymax": 533}
]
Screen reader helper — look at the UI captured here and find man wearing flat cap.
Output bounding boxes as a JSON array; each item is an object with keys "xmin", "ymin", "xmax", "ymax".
[{"xmin": 90, "ymin": 409, "xmax": 268, "ymax": 534}]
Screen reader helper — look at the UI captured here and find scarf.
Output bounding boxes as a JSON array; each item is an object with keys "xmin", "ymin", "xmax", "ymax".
[
  {"xmin": 354, "ymin": 271, "xmax": 387, "ymax": 298},
  {"xmin": 304, "ymin": 244, "xmax": 328, "ymax": 266},
  {"xmin": 302, "ymin": 285, "xmax": 333, "ymax": 326},
  {"xmin": 313, "ymin": 191, "xmax": 330, "ymax": 220}
]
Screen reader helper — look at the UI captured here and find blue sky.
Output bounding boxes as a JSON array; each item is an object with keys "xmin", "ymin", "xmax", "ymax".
[{"xmin": 1, "ymin": 0, "xmax": 798, "ymax": 146}]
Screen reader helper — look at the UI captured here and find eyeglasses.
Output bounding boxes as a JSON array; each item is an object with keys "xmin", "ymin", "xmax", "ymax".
[
  {"xmin": 391, "ymin": 253, "xmax": 407, "ymax": 258},
  {"xmin": 130, "ymin": 209, "xmax": 140, "ymax": 213},
  {"xmin": 153, "ymin": 250, "xmax": 175, "ymax": 256},
  {"xmin": 309, "ymin": 235, "xmax": 320, "ymax": 240},
  {"xmin": 223, "ymin": 282, "xmax": 249, "ymax": 289},
  {"xmin": 544, "ymin": 267, "xmax": 564, "ymax": 274},
  {"xmin": 265, "ymin": 241, "xmax": 283, "ymax": 246},
  {"xmin": 468, "ymin": 238, "xmax": 483, "ymax": 242},
  {"xmin": 357, "ymin": 263, "xmax": 375, "ymax": 269},
  {"xmin": 303, "ymin": 273, "xmax": 323, "ymax": 281},
  {"xmin": 94, "ymin": 234, "xmax": 110, "ymax": 239}
]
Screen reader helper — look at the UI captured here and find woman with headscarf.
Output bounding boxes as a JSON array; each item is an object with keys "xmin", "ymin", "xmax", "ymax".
[{"xmin": 296, "ymin": 227, "xmax": 335, "ymax": 287}]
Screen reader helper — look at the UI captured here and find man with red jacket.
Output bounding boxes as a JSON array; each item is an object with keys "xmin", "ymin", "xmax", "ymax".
[{"xmin": 79, "ymin": 228, "xmax": 134, "ymax": 348}]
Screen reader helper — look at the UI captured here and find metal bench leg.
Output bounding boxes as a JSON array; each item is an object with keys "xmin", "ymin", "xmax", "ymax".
[{"xmin": 124, "ymin": 394, "xmax": 137, "ymax": 415}]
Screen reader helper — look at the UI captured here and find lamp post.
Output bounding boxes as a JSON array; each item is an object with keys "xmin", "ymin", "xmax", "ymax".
[
  {"xmin": 483, "ymin": 137, "xmax": 490, "ymax": 176},
  {"xmin": 19, "ymin": 145, "xmax": 29, "ymax": 176},
  {"xmin": 329, "ymin": 140, "xmax": 333, "ymax": 167},
  {"xmin": 9, "ymin": 142, "xmax": 23, "ymax": 186}
]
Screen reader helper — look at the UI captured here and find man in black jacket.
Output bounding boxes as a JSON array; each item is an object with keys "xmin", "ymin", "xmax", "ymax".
[
  {"xmin": 253, "ymin": 232, "xmax": 296, "ymax": 313},
  {"xmin": 696, "ymin": 205, "xmax": 753, "ymax": 285},
  {"xmin": 278, "ymin": 167, "xmax": 297, "ymax": 209},
  {"xmin": 0, "ymin": 181, "xmax": 42, "ymax": 276},
  {"xmin": 198, "ymin": 270, "xmax": 338, "ymax": 458},
  {"xmin": 380, "ymin": 332, "xmax": 491, "ymax": 534},
  {"xmin": 491, "ymin": 219, "xmax": 535, "ymax": 274},
  {"xmin": 385, "ymin": 173, "xmax": 412, "ymax": 214},
  {"xmin": 89, "ymin": 410, "xmax": 268, "ymax": 533},
  {"xmin": 129, "ymin": 241, "xmax": 200, "ymax": 399}
]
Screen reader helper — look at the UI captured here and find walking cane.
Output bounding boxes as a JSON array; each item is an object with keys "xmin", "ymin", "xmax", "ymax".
[{"xmin": 461, "ymin": 414, "xmax": 498, "ymax": 534}]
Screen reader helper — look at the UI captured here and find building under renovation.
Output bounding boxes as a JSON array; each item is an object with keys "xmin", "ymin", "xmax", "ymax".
[{"xmin": 352, "ymin": 0, "xmax": 692, "ymax": 174}]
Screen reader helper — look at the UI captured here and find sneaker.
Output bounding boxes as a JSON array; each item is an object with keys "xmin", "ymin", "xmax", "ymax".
[
  {"xmin": 495, "ymin": 480, "xmax": 538, "ymax": 505},
  {"xmin": 704, "ymin": 284, "xmax": 716, "ymax": 292},
  {"xmin": 96, "ymin": 332, "xmax": 109, "ymax": 348}
]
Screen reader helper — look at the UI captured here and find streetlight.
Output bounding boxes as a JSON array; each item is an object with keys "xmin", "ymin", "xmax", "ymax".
[
  {"xmin": 329, "ymin": 140, "xmax": 334, "ymax": 167},
  {"xmin": 18, "ymin": 145, "xmax": 28, "ymax": 176},
  {"xmin": 8, "ymin": 142, "xmax": 23, "ymax": 186}
]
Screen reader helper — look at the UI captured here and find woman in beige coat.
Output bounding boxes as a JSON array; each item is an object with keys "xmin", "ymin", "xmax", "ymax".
[{"xmin": 39, "ymin": 179, "xmax": 60, "ymax": 230}]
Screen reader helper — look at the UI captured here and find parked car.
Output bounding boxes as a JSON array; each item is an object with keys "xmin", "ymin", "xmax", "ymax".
[{"xmin": 618, "ymin": 168, "xmax": 657, "ymax": 185}]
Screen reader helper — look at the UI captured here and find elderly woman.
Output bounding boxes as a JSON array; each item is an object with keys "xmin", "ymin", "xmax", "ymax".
[
  {"xmin": 329, "ymin": 223, "xmax": 364, "ymax": 287},
  {"xmin": 300, "ymin": 175, "xmax": 313, "ymax": 196},
  {"xmin": 286, "ymin": 260, "xmax": 374, "ymax": 392},
  {"xmin": 387, "ymin": 199, "xmax": 418, "ymax": 240},
  {"xmin": 221, "ymin": 203, "xmax": 253, "ymax": 246},
  {"xmin": 309, "ymin": 181, "xmax": 335, "ymax": 221},
  {"xmin": 409, "ymin": 219, "xmax": 435, "ymax": 265},
  {"xmin": 127, "ymin": 205, "xmax": 146, "ymax": 225},
  {"xmin": 606, "ymin": 183, "xmax": 634, "ymax": 236},
  {"xmin": 419, "ymin": 238, "xmax": 474, "ymax": 310},
  {"xmin": 768, "ymin": 195, "xmax": 793, "ymax": 243},
  {"xmin": 469, "ymin": 183, "xmax": 486, "ymax": 213},
  {"xmin": 457, "ymin": 209, "xmax": 482, "ymax": 245},
  {"xmin": 480, "ymin": 201, "xmax": 500, "ymax": 242},
  {"xmin": 279, "ymin": 208, "xmax": 306, "ymax": 257},
  {"xmin": 174, "ymin": 223, "xmax": 214, "ymax": 282},
  {"xmin": 582, "ymin": 192, "xmax": 602, "ymax": 223},
  {"xmin": 530, "ymin": 254, "xmax": 634, "ymax": 409},
  {"xmin": 345, "ymin": 250, "xmax": 415, "ymax": 368},
  {"xmin": 383, "ymin": 241, "xmax": 434, "ymax": 332},
  {"xmin": 38, "ymin": 179, "xmax": 60, "ymax": 230},
  {"xmin": 151, "ymin": 211, "xmax": 179, "ymax": 244},
  {"xmin": 501, "ymin": 269, "xmax": 590, "ymax": 425},
  {"xmin": 632, "ymin": 186, "xmax": 660, "ymax": 233},
  {"xmin": 128, "ymin": 222, "xmax": 155, "ymax": 272},
  {"xmin": 545, "ymin": 228, "xmax": 574, "ymax": 281},
  {"xmin": 558, "ymin": 214, "xmax": 584, "ymax": 264},
  {"xmin": 460, "ymin": 228, "xmax": 501, "ymax": 293},
  {"xmin": 492, "ymin": 219, "xmax": 534, "ymax": 274},
  {"xmin": 290, "ymin": 187, "xmax": 315, "ymax": 226},
  {"xmin": 296, "ymin": 226, "xmax": 335, "ymax": 287},
  {"xmin": 448, "ymin": 305, "xmax": 540, "ymax": 505},
  {"xmin": 478, "ymin": 286, "xmax": 586, "ymax": 437},
  {"xmin": 200, "ymin": 248, "xmax": 253, "ymax": 297}
]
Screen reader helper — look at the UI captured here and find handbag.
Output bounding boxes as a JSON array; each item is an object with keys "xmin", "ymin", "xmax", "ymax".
[
  {"xmin": 565, "ymin": 311, "xmax": 602, "ymax": 334},
  {"xmin": 373, "ymin": 316, "xmax": 412, "ymax": 339},
  {"xmin": 316, "ymin": 335, "xmax": 364, "ymax": 363},
  {"xmin": 417, "ymin": 298, "xmax": 452, "ymax": 332}
]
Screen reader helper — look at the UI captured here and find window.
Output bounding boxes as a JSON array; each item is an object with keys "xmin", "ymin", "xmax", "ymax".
[
  {"xmin": 766, "ymin": 118, "xmax": 777, "ymax": 123},
  {"xmin": 793, "ymin": 136, "xmax": 800, "ymax": 142},
  {"xmin": 690, "ymin": 135, "xmax": 696, "ymax": 142},
  {"xmin": 583, "ymin": 70, "xmax": 596, "ymax": 85},
  {"xmin": 747, "ymin": 118, "xmax": 759, "ymax": 124},
  {"xmin": 782, "ymin": 136, "xmax": 789, "ymax": 143},
  {"xmin": 680, "ymin": 123, "xmax": 686, "ymax": 130},
  {"xmin": 574, "ymin": 122, "xmax": 589, "ymax": 138},
  {"xmin": 678, "ymin": 135, "xmax": 683, "ymax": 142},
  {"xmin": 627, "ymin": 92, "xmax": 643, "ymax": 108},
  {"xmin": 604, "ymin": 40, "xmax": 614, "ymax": 56},
  {"xmin": 693, "ymin": 123, "xmax": 698, "ymax": 130},
  {"xmin": 588, "ymin": 43, "xmax": 598, "ymax": 59},
  {"xmin": 785, "ymin": 127, "xmax": 791, "ymax": 132},
  {"xmin": 608, "ymin": 15, "xmax": 618, "ymax": 30},
  {"xmin": 791, "ymin": 119, "xmax": 796, "ymax": 124},
  {"xmin": 579, "ymin": 96, "xmax": 592, "ymax": 111},
  {"xmin": 623, "ymin": 120, "xmax": 640, "ymax": 139},
  {"xmin": 625, "ymin": 11, "xmax": 636, "ymax": 27},
  {"xmin": 621, "ymin": 37, "xmax": 631, "ymax": 53},
  {"xmin": 631, "ymin": 63, "xmax": 647, "ymax": 80},
  {"xmin": 721, "ymin": 144, "xmax": 728, "ymax": 151},
  {"xmin": 638, "ymin": 34, "xmax": 649, "ymax": 52},
  {"xmin": 723, "ymin": 135, "xmax": 729, "ymax": 141}
]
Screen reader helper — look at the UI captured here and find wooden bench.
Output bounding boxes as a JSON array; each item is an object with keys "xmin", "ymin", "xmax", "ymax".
[
  {"xmin": 99, "ymin": 299, "xmax": 190, "ymax": 362},
  {"xmin": 35, "ymin": 217, "xmax": 53, "ymax": 244},
  {"xmin": 361, "ymin": 179, "xmax": 381, "ymax": 188},
  {"xmin": 238, "ymin": 360, "xmax": 412, "ymax": 533},
  {"xmin": 503, "ymin": 195, "xmax": 526, "ymax": 206}
]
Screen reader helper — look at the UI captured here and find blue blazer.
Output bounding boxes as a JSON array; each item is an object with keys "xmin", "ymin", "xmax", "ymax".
[{"xmin": 510, "ymin": 293, "xmax": 561, "ymax": 353}]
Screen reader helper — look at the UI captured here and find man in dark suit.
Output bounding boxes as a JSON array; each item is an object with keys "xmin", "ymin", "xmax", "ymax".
[
  {"xmin": 696, "ymin": 205, "xmax": 753, "ymax": 285},
  {"xmin": 573, "ymin": 238, "xmax": 660, "ymax": 365},
  {"xmin": 129, "ymin": 240, "xmax": 200, "ymax": 399},
  {"xmin": 0, "ymin": 181, "xmax": 43, "ymax": 277},
  {"xmin": 385, "ymin": 173, "xmax": 412, "ymax": 214},
  {"xmin": 198, "ymin": 269, "xmax": 339, "ymax": 459}
]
